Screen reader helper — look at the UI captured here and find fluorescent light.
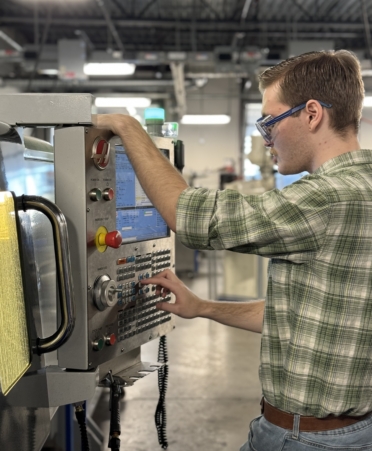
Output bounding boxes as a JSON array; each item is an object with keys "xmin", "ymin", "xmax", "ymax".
[
  {"xmin": 181, "ymin": 114, "xmax": 231, "ymax": 125},
  {"xmin": 38, "ymin": 69, "xmax": 59, "ymax": 76},
  {"xmin": 95, "ymin": 97, "xmax": 151, "ymax": 108},
  {"xmin": 84, "ymin": 63, "xmax": 135, "ymax": 76},
  {"xmin": 364, "ymin": 96, "xmax": 372, "ymax": 107}
]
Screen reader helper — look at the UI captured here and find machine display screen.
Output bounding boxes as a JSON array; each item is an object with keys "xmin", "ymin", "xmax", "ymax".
[{"xmin": 115, "ymin": 146, "xmax": 169, "ymax": 243}]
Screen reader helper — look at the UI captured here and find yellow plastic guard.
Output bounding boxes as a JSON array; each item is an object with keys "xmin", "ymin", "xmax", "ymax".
[{"xmin": 0, "ymin": 192, "xmax": 31, "ymax": 395}]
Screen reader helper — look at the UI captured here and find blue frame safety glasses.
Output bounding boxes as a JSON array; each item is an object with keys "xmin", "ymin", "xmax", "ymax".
[{"xmin": 255, "ymin": 101, "xmax": 332, "ymax": 144}]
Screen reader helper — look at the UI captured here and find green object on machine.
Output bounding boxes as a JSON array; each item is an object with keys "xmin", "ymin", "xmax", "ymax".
[{"xmin": 144, "ymin": 107, "xmax": 165, "ymax": 124}]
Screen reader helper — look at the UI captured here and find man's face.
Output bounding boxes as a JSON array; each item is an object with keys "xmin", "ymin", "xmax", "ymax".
[{"xmin": 261, "ymin": 83, "xmax": 311, "ymax": 175}]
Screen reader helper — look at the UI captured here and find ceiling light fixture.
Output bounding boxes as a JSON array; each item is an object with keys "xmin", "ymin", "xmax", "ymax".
[
  {"xmin": 84, "ymin": 63, "xmax": 135, "ymax": 76},
  {"xmin": 95, "ymin": 97, "xmax": 151, "ymax": 108},
  {"xmin": 180, "ymin": 114, "xmax": 231, "ymax": 125},
  {"xmin": 38, "ymin": 69, "xmax": 59, "ymax": 76}
]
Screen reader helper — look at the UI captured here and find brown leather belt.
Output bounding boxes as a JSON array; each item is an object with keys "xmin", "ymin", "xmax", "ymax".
[{"xmin": 261, "ymin": 398, "xmax": 371, "ymax": 432}]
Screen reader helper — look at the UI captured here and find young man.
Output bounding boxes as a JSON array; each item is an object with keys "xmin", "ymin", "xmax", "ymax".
[{"xmin": 97, "ymin": 50, "xmax": 372, "ymax": 450}]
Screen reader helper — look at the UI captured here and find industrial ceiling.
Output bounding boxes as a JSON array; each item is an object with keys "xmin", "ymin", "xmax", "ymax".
[{"xmin": 1, "ymin": 0, "xmax": 372, "ymax": 102}]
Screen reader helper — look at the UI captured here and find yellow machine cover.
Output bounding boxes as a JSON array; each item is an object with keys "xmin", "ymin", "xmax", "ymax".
[{"xmin": 0, "ymin": 191, "xmax": 31, "ymax": 395}]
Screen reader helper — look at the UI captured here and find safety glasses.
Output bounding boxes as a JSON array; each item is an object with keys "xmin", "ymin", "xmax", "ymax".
[{"xmin": 256, "ymin": 101, "xmax": 332, "ymax": 144}]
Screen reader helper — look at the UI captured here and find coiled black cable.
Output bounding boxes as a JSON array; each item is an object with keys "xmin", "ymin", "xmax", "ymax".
[
  {"xmin": 155, "ymin": 335, "xmax": 169, "ymax": 449},
  {"xmin": 107, "ymin": 371, "xmax": 124, "ymax": 451},
  {"xmin": 74, "ymin": 404, "xmax": 90, "ymax": 451}
]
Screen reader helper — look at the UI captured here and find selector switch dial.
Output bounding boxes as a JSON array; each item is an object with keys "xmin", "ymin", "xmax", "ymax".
[{"xmin": 93, "ymin": 275, "xmax": 119, "ymax": 311}]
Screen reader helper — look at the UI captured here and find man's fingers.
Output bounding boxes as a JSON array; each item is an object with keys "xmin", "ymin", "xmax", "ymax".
[
  {"xmin": 143, "ymin": 270, "xmax": 176, "ymax": 284},
  {"xmin": 141, "ymin": 275, "xmax": 177, "ymax": 292},
  {"xmin": 156, "ymin": 301, "xmax": 178, "ymax": 314}
]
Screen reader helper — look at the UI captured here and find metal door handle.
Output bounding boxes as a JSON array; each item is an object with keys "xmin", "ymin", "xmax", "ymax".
[{"xmin": 16, "ymin": 195, "xmax": 75, "ymax": 354}]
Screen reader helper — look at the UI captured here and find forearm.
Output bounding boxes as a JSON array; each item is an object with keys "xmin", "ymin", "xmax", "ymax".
[
  {"xmin": 198, "ymin": 299, "xmax": 265, "ymax": 333},
  {"xmin": 106, "ymin": 115, "xmax": 188, "ymax": 231}
]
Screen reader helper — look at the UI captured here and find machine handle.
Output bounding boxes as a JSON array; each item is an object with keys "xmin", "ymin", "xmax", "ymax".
[{"xmin": 16, "ymin": 195, "xmax": 75, "ymax": 354}]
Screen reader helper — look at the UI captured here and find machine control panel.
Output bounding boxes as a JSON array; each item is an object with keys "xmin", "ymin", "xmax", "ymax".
[{"xmin": 55, "ymin": 129, "xmax": 176, "ymax": 370}]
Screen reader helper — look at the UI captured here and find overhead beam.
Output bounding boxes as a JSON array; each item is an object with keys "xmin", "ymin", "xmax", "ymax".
[
  {"xmin": 0, "ymin": 17, "xmax": 368, "ymax": 32},
  {"xmin": 2, "ymin": 78, "xmax": 182, "ymax": 90}
]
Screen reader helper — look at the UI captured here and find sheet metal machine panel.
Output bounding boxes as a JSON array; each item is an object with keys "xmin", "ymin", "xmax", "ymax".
[{"xmin": 55, "ymin": 127, "xmax": 175, "ymax": 372}]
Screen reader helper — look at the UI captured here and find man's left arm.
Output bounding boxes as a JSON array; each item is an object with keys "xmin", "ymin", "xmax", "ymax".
[{"xmin": 95, "ymin": 114, "xmax": 188, "ymax": 231}]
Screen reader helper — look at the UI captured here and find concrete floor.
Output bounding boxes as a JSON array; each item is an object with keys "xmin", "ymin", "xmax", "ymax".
[{"xmin": 93, "ymin": 268, "xmax": 263, "ymax": 451}]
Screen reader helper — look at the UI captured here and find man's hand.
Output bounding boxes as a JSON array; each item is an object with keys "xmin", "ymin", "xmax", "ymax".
[
  {"xmin": 142, "ymin": 269, "xmax": 265, "ymax": 332},
  {"xmin": 141, "ymin": 269, "xmax": 206, "ymax": 319},
  {"xmin": 94, "ymin": 114, "xmax": 144, "ymax": 140}
]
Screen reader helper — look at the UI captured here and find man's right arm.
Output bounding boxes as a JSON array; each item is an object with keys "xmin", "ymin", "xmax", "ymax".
[
  {"xmin": 95, "ymin": 114, "xmax": 188, "ymax": 232},
  {"xmin": 141, "ymin": 270, "xmax": 264, "ymax": 333}
]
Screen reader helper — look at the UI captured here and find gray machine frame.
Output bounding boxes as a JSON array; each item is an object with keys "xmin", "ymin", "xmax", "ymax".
[{"xmin": 0, "ymin": 94, "xmax": 176, "ymax": 450}]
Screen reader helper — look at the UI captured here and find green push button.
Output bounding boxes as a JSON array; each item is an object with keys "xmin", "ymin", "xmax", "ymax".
[{"xmin": 93, "ymin": 337, "xmax": 105, "ymax": 351}]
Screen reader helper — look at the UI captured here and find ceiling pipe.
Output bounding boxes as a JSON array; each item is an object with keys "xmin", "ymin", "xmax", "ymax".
[
  {"xmin": 0, "ymin": 31, "xmax": 23, "ymax": 52},
  {"xmin": 241, "ymin": 0, "xmax": 253, "ymax": 21},
  {"xmin": 231, "ymin": 0, "xmax": 254, "ymax": 49},
  {"xmin": 170, "ymin": 62, "xmax": 187, "ymax": 118},
  {"xmin": 186, "ymin": 71, "xmax": 250, "ymax": 79},
  {"xmin": 94, "ymin": 0, "xmax": 124, "ymax": 52}
]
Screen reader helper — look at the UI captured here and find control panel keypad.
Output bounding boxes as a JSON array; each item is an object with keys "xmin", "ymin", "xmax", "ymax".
[
  {"xmin": 114, "ymin": 248, "xmax": 173, "ymax": 341},
  {"xmin": 117, "ymin": 294, "xmax": 172, "ymax": 342},
  {"xmin": 116, "ymin": 249, "xmax": 172, "ymax": 283}
]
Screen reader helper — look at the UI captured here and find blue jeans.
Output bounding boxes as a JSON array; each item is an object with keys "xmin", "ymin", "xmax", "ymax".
[{"xmin": 240, "ymin": 414, "xmax": 372, "ymax": 451}]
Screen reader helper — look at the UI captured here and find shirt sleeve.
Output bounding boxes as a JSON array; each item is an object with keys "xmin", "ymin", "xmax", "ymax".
[{"xmin": 176, "ymin": 177, "xmax": 331, "ymax": 262}]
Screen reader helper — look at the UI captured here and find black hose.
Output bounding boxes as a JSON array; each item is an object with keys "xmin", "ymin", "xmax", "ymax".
[
  {"xmin": 155, "ymin": 335, "xmax": 169, "ymax": 449},
  {"xmin": 75, "ymin": 404, "xmax": 90, "ymax": 451}
]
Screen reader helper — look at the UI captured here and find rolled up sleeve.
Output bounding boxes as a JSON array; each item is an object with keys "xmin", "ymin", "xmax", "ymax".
[{"xmin": 176, "ymin": 178, "xmax": 330, "ymax": 262}]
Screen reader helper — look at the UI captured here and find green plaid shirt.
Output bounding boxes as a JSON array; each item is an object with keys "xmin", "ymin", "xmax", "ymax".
[{"xmin": 176, "ymin": 149, "xmax": 372, "ymax": 417}]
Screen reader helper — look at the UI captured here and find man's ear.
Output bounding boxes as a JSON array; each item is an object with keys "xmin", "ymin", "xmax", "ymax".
[{"xmin": 305, "ymin": 100, "xmax": 324, "ymax": 131}]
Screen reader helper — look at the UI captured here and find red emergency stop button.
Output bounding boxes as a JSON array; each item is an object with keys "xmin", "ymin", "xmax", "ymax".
[
  {"xmin": 103, "ymin": 230, "xmax": 122, "ymax": 248},
  {"xmin": 106, "ymin": 333, "xmax": 117, "ymax": 346},
  {"xmin": 103, "ymin": 188, "xmax": 114, "ymax": 201}
]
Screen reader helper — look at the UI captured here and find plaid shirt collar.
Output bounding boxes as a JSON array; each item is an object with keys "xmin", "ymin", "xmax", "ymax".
[{"xmin": 314, "ymin": 149, "xmax": 372, "ymax": 176}]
